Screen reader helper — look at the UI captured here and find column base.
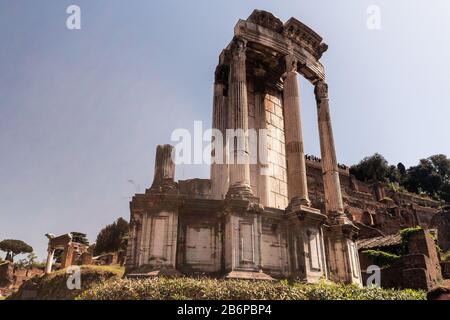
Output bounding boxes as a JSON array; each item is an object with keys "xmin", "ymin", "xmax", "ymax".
[
  {"xmin": 325, "ymin": 222, "xmax": 362, "ymax": 285},
  {"xmin": 287, "ymin": 196, "xmax": 311, "ymax": 210},
  {"xmin": 328, "ymin": 211, "xmax": 352, "ymax": 225},
  {"xmin": 148, "ymin": 180, "xmax": 178, "ymax": 195},
  {"xmin": 226, "ymin": 183, "xmax": 253, "ymax": 200},
  {"xmin": 222, "ymin": 198, "xmax": 265, "ymax": 278},
  {"xmin": 286, "ymin": 206, "xmax": 328, "ymax": 283}
]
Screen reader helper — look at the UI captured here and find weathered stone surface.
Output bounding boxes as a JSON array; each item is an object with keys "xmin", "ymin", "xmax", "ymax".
[
  {"xmin": 124, "ymin": 10, "xmax": 444, "ymax": 288},
  {"xmin": 359, "ymin": 229, "xmax": 443, "ymax": 290},
  {"xmin": 227, "ymin": 37, "xmax": 252, "ymax": 198},
  {"xmin": 441, "ymin": 261, "xmax": 450, "ymax": 279},
  {"xmin": 305, "ymin": 158, "xmax": 442, "ymax": 240},
  {"xmin": 283, "ymin": 55, "xmax": 310, "ymax": 207},
  {"xmin": 44, "ymin": 232, "xmax": 89, "ymax": 274},
  {"xmin": 431, "ymin": 209, "xmax": 450, "ymax": 252},
  {"xmin": 150, "ymin": 144, "xmax": 177, "ymax": 194},
  {"xmin": 0, "ymin": 262, "xmax": 13, "ymax": 288}
]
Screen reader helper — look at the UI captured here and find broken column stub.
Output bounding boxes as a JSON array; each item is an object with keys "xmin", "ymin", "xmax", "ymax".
[{"xmin": 150, "ymin": 144, "xmax": 177, "ymax": 194}]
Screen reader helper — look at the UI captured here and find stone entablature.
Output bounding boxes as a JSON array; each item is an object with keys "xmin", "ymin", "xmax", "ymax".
[
  {"xmin": 44, "ymin": 232, "xmax": 90, "ymax": 274},
  {"xmin": 246, "ymin": 10, "xmax": 328, "ymax": 60}
]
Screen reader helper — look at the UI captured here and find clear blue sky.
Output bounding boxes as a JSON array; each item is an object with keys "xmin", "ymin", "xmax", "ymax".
[{"xmin": 1, "ymin": 0, "xmax": 449, "ymax": 261}]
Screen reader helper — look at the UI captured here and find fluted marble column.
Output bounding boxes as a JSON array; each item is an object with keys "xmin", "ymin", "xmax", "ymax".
[
  {"xmin": 283, "ymin": 55, "xmax": 310, "ymax": 207},
  {"xmin": 313, "ymin": 81, "xmax": 362, "ymax": 284},
  {"xmin": 45, "ymin": 248, "xmax": 55, "ymax": 274},
  {"xmin": 211, "ymin": 66, "xmax": 229, "ymax": 198},
  {"xmin": 314, "ymin": 81, "xmax": 345, "ymax": 217},
  {"xmin": 227, "ymin": 38, "xmax": 252, "ymax": 197}
]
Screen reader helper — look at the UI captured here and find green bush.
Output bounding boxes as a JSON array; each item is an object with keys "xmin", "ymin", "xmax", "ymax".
[
  {"xmin": 8, "ymin": 265, "xmax": 124, "ymax": 300},
  {"xmin": 400, "ymin": 226, "xmax": 422, "ymax": 254},
  {"xmin": 387, "ymin": 182, "xmax": 407, "ymax": 193},
  {"xmin": 77, "ymin": 277, "xmax": 425, "ymax": 301},
  {"xmin": 361, "ymin": 250, "xmax": 401, "ymax": 267}
]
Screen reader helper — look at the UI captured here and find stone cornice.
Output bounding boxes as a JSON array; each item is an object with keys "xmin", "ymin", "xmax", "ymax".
[
  {"xmin": 283, "ymin": 17, "xmax": 328, "ymax": 60},
  {"xmin": 245, "ymin": 10, "xmax": 328, "ymax": 60},
  {"xmin": 247, "ymin": 9, "xmax": 284, "ymax": 33},
  {"xmin": 233, "ymin": 19, "xmax": 325, "ymax": 82}
]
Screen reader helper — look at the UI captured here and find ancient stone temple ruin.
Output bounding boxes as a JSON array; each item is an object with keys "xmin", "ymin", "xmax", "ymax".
[
  {"xmin": 125, "ymin": 10, "xmax": 362, "ymax": 284},
  {"xmin": 44, "ymin": 233, "xmax": 90, "ymax": 274}
]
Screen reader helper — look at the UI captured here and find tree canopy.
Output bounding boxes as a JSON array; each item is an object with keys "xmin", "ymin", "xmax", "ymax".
[
  {"xmin": 0, "ymin": 239, "xmax": 33, "ymax": 262},
  {"xmin": 93, "ymin": 217, "xmax": 129, "ymax": 256},
  {"xmin": 71, "ymin": 232, "xmax": 89, "ymax": 245},
  {"xmin": 349, "ymin": 153, "xmax": 402, "ymax": 184},
  {"xmin": 350, "ymin": 153, "xmax": 450, "ymax": 203},
  {"xmin": 403, "ymin": 154, "xmax": 450, "ymax": 202}
]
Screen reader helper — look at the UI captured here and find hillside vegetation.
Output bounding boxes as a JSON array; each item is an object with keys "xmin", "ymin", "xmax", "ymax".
[
  {"xmin": 6, "ymin": 266, "xmax": 425, "ymax": 300},
  {"xmin": 8, "ymin": 265, "xmax": 123, "ymax": 300},
  {"xmin": 78, "ymin": 277, "xmax": 425, "ymax": 300}
]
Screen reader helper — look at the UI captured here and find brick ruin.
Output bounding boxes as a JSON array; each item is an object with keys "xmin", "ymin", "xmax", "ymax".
[
  {"xmin": 358, "ymin": 229, "xmax": 443, "ymax": 290},
  {"xmin": 124, "ymin": 10, "xmax": 448, "ymax": 287},
  {"xmin": 304, "ymin": 157, "xmax": 444, "ymax": 239}
]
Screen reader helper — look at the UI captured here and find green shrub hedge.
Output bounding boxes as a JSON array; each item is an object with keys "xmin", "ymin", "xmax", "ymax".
[
  {"xmin": 77, "ymin": 277, "xmax": 425, "ymax": 300},
  {"xmin": 361, "ymin": 250, "xmax": 401, "ymax": 267},
  {"xmin": 400, "ymin": 226, "xmax": 422, "ymax": 254}
]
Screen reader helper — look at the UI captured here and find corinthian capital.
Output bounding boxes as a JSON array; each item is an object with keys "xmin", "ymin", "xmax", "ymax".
[
  {"xmin": 231, "ymin": 37, "xmax": 247, "ymax": 58},
  {"xmin": 314, "ymin": 80, "xmax": 328, "ymax": 102},
  {"xmin": 285, "ymin": 54, "xmax": 298, "ymax": 74}
]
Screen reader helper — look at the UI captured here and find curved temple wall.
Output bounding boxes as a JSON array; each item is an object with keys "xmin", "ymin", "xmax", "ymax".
[{"xmin": 125, "ymin": 10, "xmax": 363, "ymax": 284}]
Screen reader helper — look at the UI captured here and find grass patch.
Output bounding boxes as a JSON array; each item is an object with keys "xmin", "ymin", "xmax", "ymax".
[
  {"xmin": 361, "ymin": 250, "xmax": 401, "ymax": 267},
  {"xmin": 6, "ymin": 265, "xmax": 426, "ymax": 300},
  {"xmin": 78, "ymin": 277, "xmax": 425, "ymax": 301},
  {"xmin": 8, "ymin": 265, "xmax": 124, "ymax": 300}
]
